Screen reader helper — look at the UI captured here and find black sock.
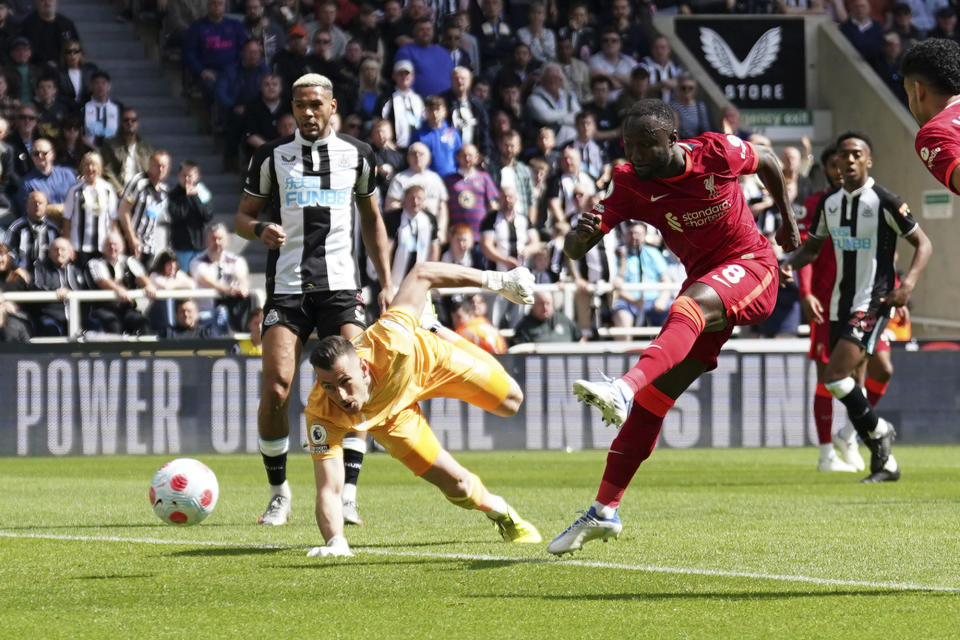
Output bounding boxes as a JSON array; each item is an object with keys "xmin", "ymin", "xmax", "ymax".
[
  {"xmin": 837, "ymin": 386, "xmax": 879, "ymax": 440},
  {"xmin": 262, "ymin": 452, "xmax": 287, "ymax": 487},
  {"xmin": 343, "ymin": 448, "xmax": 363, "ymax": 488}
]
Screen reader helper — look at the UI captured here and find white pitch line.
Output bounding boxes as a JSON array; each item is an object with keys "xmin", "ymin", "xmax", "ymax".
[{"xmin": 2, "ymin": 531, "xmax": 958, "ymax": 594}]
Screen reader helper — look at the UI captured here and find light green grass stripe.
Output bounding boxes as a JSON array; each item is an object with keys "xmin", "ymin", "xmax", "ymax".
[{"xmin": 4, "ymin": 530, "xmax": 959, "ymax": 594}]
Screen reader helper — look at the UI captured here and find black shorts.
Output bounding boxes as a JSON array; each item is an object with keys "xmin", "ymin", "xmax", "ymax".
[
  {"xmin": 830, "ymin": 306, "xmax": 890, "ymax": 355},
  {"xmin": 262, "ymin": 290, "xmax": 367, "ymax": 341}
]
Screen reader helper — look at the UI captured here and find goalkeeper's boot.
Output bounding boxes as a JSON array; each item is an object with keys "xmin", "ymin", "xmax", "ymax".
[{"xmin": 491, "ymin": 506, "xmax": 542, "ymax": 543}]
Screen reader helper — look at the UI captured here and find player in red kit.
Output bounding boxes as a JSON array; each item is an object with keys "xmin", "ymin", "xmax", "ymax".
[
  {"xmin": 548, "ymin": 100, "xmax": 801, "ymax": 555},
  {"xmin": 900, "ymin": 38, "xmax": 960, "ymax": 192}
]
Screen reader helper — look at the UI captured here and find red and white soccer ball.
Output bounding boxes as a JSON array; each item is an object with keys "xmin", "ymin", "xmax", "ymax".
[{"xmin": 149, "ymin": 458, "xmax": 219, "ymax": 525}]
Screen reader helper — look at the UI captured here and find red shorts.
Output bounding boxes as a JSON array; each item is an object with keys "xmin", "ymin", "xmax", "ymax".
[{"xmin": 684, "ymin": 255, "xmax": 779, "ymax": 371}]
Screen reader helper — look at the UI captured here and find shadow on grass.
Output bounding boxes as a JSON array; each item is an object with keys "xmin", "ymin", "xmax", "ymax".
[
  {"xmin": 162, "ymin": 547, "xmax": 290, "ymax": 557},
  {"xmin": 468, "ymin": 589, "xmax": 957, "ymax": 600},
  {"xmin": 73, "ymin": 574, "xmax": 156, "ymax": 580}
]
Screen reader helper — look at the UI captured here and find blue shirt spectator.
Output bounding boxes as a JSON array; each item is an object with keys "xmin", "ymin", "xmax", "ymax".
[
  {"xmin": 17, "ymin": 139, "xmax": 76, "ymax": 216},
  {"xmin": 184, "ymin": 0, "xmax": 246, "ymax": 91},
  {"xmin": 394, "ymin": 18, "xmax": 454, "ymax": 97}
]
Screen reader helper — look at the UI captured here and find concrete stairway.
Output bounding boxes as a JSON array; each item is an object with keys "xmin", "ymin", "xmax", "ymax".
[{"xmin": 57, "ymin": 0, "xmax": 261, "ymax": 268}]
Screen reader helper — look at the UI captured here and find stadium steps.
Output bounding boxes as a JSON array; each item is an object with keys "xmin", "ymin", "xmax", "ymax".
[{"xmin": 57, "ymin": 0, "xmax": 260, "ymax": 269}]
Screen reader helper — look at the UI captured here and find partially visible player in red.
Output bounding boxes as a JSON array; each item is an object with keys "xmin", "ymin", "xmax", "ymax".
[
  {"xmin": 901, "ymin": 38, "xmax": 960, "ymax": 192},
  {"xmin": 548, "ymin": 99, "xmax": 801, "ymax": 555},
  {"xmin": 798, "ymin": 147, "xmax": 899, "ymax": 473}
]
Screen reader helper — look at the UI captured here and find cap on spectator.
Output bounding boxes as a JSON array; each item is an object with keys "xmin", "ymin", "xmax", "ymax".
[
  {"xmin": 289, "ymin": 24, "xmax": 307, "ymax": 37},
  {"xmin": 936, "ymin": 6, "xmax": 956, "ymax": 18},
  {"xmin": 393, "ymin": 59, "xmax": 414, "ymax": 74},
  {"xmin": 11, "ymin": 36, "xmax": 30, "ymax": 49}
]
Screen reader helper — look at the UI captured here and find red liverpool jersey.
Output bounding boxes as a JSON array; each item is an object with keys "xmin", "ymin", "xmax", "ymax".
[
  {"xmin": 594, "ymin": 132, "xmax": 775, "ymax": 278},
  {"xmin": 798, "ymin": 188, "xmax": 836, "ymax": 306},
  {"xmin": 915, "ymin": 97, "xmax": 960, "ymax": 193}
]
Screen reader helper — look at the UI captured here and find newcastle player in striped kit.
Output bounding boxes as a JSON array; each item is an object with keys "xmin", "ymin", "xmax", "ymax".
[
  {"xmin": 783, "ymin": 132, "xmax": 932, "ymax": 483},
  {"xmin": 236, "ymin": 74, "xmax": 394, "ymax": 526}
]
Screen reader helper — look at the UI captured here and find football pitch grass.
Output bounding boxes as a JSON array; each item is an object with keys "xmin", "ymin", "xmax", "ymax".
[{"xmin": 3, "ymin": 446, "xmax": 959, "ymax": 639}]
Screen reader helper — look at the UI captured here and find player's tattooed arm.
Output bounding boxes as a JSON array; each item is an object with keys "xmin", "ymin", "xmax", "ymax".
[{"xmin": 563, "ymin": 212, "xmax": 604, "ymax": 261}]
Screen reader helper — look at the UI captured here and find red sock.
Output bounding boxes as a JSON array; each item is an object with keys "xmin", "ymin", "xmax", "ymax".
[
  {"xmin": 596, "ymin": 386, "xmax": 675, "ymax": 507},
  {"xmin": 865, "ymin": 377, "xmax": 889, "ymax": 407},
  {"xmin": 814, "ymin": 383, "xmax": 833, "ymax": 445},
  {"xmin": 620, "ymin": 296, "xmax": 706, "ymax": 394}
]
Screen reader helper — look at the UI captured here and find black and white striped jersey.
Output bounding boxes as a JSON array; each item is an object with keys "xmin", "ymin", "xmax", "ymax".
[
  {"xmin": 383, "ymin": 208, "xmax": 437, "ymax": 286},
  {"xmin": 244, "ymin": 130, "xmax": 377, "ymax": 296},
  {"xmin": 63, "ymin": 177, "xmax": 119, "ymax": 256},
  {"xmin": 809, "ymin": 178, "xmax": 918, "ymax": 320},
  {"xmin": 5, "ymin": 216, "xmax": 59, "ymax": 269},
  {"xmin": 122, "ymin": 173, "xmax": 169, "ymax": 257},
  {"xmin": 479, "ymin": 210, "xmax": 531, "ymax": 272}
]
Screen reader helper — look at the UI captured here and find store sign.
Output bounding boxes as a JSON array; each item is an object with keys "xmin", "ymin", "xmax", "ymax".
[{"xmin": 675, "ymin": 18, "xmax": 807, "ymax": 108}]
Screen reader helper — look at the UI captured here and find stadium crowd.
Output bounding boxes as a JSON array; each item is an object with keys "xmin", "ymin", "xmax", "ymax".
[{"xmin": 0, "ymin": 0, "xmax": 929, "ymax": 345}]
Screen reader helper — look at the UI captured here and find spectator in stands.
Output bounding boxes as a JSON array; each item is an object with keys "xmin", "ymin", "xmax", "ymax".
[
  {"xmin": 5, "ymin": 37, "xmax": 40, "ymax": 105},
  {"xmin": 567, "ymin": 206, "xmax": 618, "ymax": 333},
  {"xmin": 190, "ymin": 223, "xmax": 252, "ymax": 333},
  {"xmin": 439, "ymin": 20, "xmax": 474, "ymax": 73},
  {"xmin": 471, "ymin": 75, "xmax": 491, "ymax": 109},
  {"xmin": 162, "ymin": 297, "xmax": 222, "ymax": 339},
  {"xmin": 216, "ymin": 39, "xmax": 268, "ymax": 169},
  {"xmin": 544, "ymin": 145, "xmax": 594, "ymax": 234},
  {"xmin": 585, "ymin": 75, "xmax": 622, "ymax": 159},
  {"xmin": 444, "ymin": 143, "xmax": 498, "ymax": 241},
  {"xmin": 614, "ymin": 65, "xmax": 649, "ymax": 115},
  {"xmin": 516, "ymin": 2, "xmax": 555, "ymax": 64},
  {"xmin": 481, "ymin": 185, "xmax": 536, "ymax": 328},
  {"xmin": 670, "ymin": 75, "xmax": 712, "ymax": 139},
  {"xmin": 18, "ymin": 137, "xmax": 74, "ymax": 217},
  {"xmin": 241, "ymin": 72, "xmax": 287, "ymax": 160},
  {"xmin": 61, "ymin": 150, "xmax": 118, "ymax": 265},
  {"xmin": 640, "ymin": 35, "xmax": 683, "ymax": 102},
  {"xmin": 352, "ymin": 58, "xmax": 387, "ymax": 132},
  {"xmin": 555, "ymin": 34, "xmax": 591, "ymax": 105},
  {"xmin": 0, "ymin": 115, "xmax": 19, "ymax": 223},
  {"xmin": 383, "ymin": 183, "xmax": 441, "ymax": 286},
  {"xmin": 118, "ymin": 150, "xmax": 171, "ymax": 270},
  {"xmin": 567, "ymin": 111, "xmax": 610, "ymax": 187},
  {"xmin": 589, "ymin": 28, "xmax": 637, "ymax": 98},
  {"xmin": 384, "ymin": 141, "xmax": 448, "ymax": 229},
  {"xmin": 272, "ymin": 24, "xmax": 311, "ymax": 98},
  {"xmin": 101, "ymin": 108, "xmax": 154, "ymax": 194},
  {"xmin": 489, "ymin": 129, "xmax": 536, "ymax": 222},
  {"xmin": 876, "ymin": 31, "xmax": 908, "ymax": 104},
  {"xmin": 350, "ymin": 3, "xmax": 385, "ymax": 60},
  {"xmin": 450, "ymin": 11, "xmax": 480, "ymax": 78},
  {"xmin": 32, "ymin": 74, "xmax": 69, "ymax": 141},
  {"xmin": 527, "ymin": 124, "xmax": 559, "ymax": 167},
  {"xmin": 451, "ymin": 293, "xmax": 505, "ymax": 353},
  {"xmin": 53, "ymin": 114, "xmax": 92, "ymax": 171},
  {"xmin": 148, "ymin": 250, "xmax": 199, "ymax": 333},
  {"xmin": 266, "ymin": 0, "xmax": 300, "ymax": 32},
  {"xmin": 183, "ymin": 0, "xmax": 246, "ymax": 99},
  {"xmin": 162, "ymin": 0, "xmax": 207, "ymax": 53},
  {"xmin": 0, "ymin": 74, "xmax": 19, "ymax": 124},
  {"xmin": 441, "ymin": 66, "xmax": 491, "ymax": 160},
  {"xmin": 900, "ymin": 0, "xmax": 947, "ymax": 33},
  {"xmin": 720, "ymin": 104, "xmax": 751, "ymax": 139},
  {"xmin": 928, "ymin": 5, "xmax": 960, "ymax": 41},
  {"xmin": 0, "ymin": 240, "xmax": 32, "ymax": 340},
  {"xmin": 0, "ymin": 0, "xmax": 15, "ymax": 67},
  {"xmin": 840, "ymin": 0, "xmax": 884, "ymax": 70},
  {"xmin": 474, "ymin": 0, "xmax": 514, "ymax": 77},
  {"xmin": 312, "ymin": 0, "xmax": 348, "ymax": 59},
  {"xmin": 168, "ymin": 159, "xmax": 213, "ymax": 271},
  {"xmin": 242, "ymin": 0, "xmax": 286, "ymax": 66},
  {"xmin": 379, "ymin": 0, "xmax": 406, "ymax": 62},
  {"xmin": 510, "ymin": 290, "xmax": 582, "ymax": 345},
  {"xmin": 490, "ymin": 79, "xmax": 525, "ymax": 148},
  {"xmin": 18, "ymin": 0, "xmax": 79, "ymax": 68},
  {"xmin": 85, "ymin": 229, "xmax": 154, "ymax": 335},
  {"xmin": 411, "ymin": 94, "xmax": 461, "ymax": 177},
  {"xmin": 369, "ymin": 118, "xmax": 405, "ymax": 201},
  {"xmin": 608, "ymin": 0, "xmax": 649, "ymax": 60},
  {"xmin": 613, "ymin": 221, "xmax": 660, "ymax": 334},
  {"xmin": 780, "ymin": 145, "xmax": 813, "ymax": 205},
  {"xmin": 30, "ymin": 235, "xmax": 84, "ymax": 336},
  {"xmin": 529, "ymin": 243, "xmax": 559, "ymax": 283},
  {"xmin": 395, "ymin": 17, "xmax": 453, "ymax": 98},
  {"xmin": 440, "ymin": 222, "xmax": 485, "ymax": 267},
  {"xmin": 276, "ymin": 111, "xmax": 296, "ymax": 135},
  {"xmin": 378, "ymin": 59, "xmax": 424, "ymax": 151},
  {"xmin": 81, "ymin": 71, "xmax": 123, "ymax": 147},
  {"xmin": 526, "ymin": 63, "xmax": 580, "ymax": 144},
  {"xmin": 495, "ymin": 42, "xmax": 541, "ymax": 98},
  {"xmin": 889, "ymin": 2, "xmax": 924, "ymax": 51},
  {"xmin": 55, "ymin": 39, "xmax": 95, "ymax": 111},
  {"xmin": 6, "ymin": 188, "xmax": 57, "ymax": 269},
  {"xmin": 557, "ymin": 2, "xmax": 595, "ymax": 61}
]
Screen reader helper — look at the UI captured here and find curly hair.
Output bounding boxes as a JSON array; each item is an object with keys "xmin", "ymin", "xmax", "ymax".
[{"xmin": 900, "ymin": 39, "xmax": 960, "ymax": 95}]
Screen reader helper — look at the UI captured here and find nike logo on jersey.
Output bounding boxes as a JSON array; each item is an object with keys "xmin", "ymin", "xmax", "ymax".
[{"xmin": 650, "ymin": 194, "xmax": 668, "ymax": 201}]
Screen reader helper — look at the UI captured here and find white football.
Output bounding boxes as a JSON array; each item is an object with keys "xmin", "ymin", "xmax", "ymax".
[{"xmin": 149, "ymin": 458, "xmax": 219, "ymax": 525}]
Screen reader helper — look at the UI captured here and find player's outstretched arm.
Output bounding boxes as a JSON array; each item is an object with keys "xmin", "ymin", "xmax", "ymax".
[
  {"xmin": 307, "ymin": 456, "xmax": 351, "ymax": 557},
  {"xmin": 563, "ymin": 212, "xmax": 604, "ymax": 260},
  {"xmin": 882, "ymin": 226, "xmax": 932, "ymax": 308},
  {"xmin": 390, "ymin": 262, "xmax": 535, "ymax": 318},
  {"xmin": 755, "ymin": 145, "xmax": 801, "ymax": 252}
]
